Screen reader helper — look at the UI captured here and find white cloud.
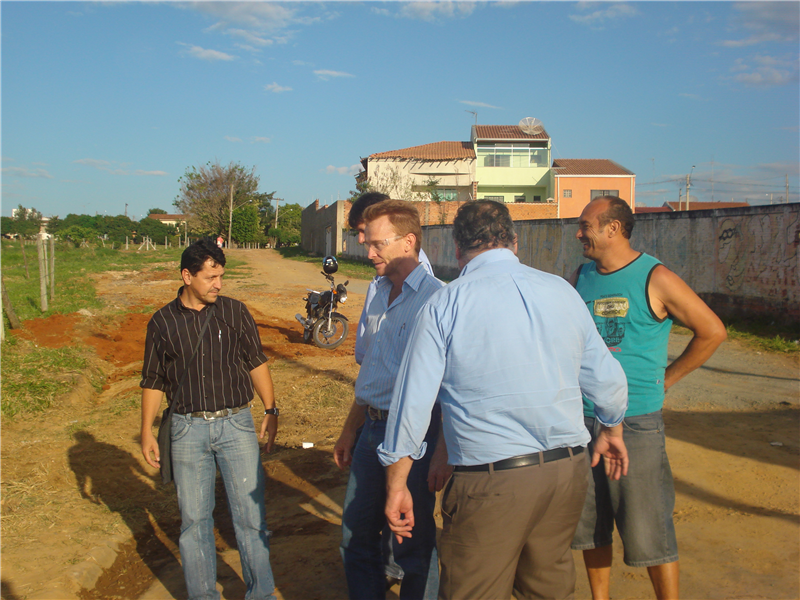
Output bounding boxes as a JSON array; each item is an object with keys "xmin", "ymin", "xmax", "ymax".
[
  {"xmin": 569, "ymin": 2, "xmax": 638, "ymax": 28},
  {"xmin": 727, "ymin": 53, "xmax": 799, "ymax": 88},
  {"xmin": 397, "ymin": 1, "xmax": 477, "ymax": 22},
  {"xmin": 324, "ymin": 164, "xmax": 361, "ymax": 176},
  {"xmin": 314, "ymin": 69, "xmax": 355, "ymax": 81},
  {"xmin": 2, "ymin": 166, "xmax": 53, "ymax": 179},
  {"xmin": 225, "ymin": 136, "xmax": 243, "ymax": 142},
  {"xmin": 719, "ymin": 2, "xmax": 799, "ymax": 47},
  {"xmin": 226, "ymin": 28, "xmax": 272, "ymax": 47},
  {"xmin": 134, "ymin": 170, "xmax": 168, "ymax": 177},
  {"xmin": 265, "ymin": 82, "xmax": 292, "ymax": 93},
  {"xmin": 252, "ymin": 137, "xmax": 271, "ymax": 144},
  {"xmin": 178, "ymin": 42, "xmax": 236, "ymax": 61},
  {"xmin": 459, "ymin": 100, "xmax": 502, "ymax": 109}
]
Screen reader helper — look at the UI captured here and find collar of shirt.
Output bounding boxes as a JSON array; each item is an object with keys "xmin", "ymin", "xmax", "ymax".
[
  {"xmin": 459, "ymin": 247, "xmax": 519, "ymax": 278},
  {"xmin": 174, "ymin": 286, "xmax": 216, "ymax": 315},
  {"xmin": 375, "ymin": 261, "xmax": 429, "ymax": 301}
]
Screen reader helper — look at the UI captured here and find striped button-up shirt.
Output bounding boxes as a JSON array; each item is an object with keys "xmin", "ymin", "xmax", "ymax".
[
  {"xmin": 140, "ymin": 288, "xmax": 269, "ymax": 414},
  {"xmin": 355, "ymin": 263, "xmax": 444, "ymax": 411}
]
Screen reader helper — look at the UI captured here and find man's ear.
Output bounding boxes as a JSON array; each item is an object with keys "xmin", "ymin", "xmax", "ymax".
[
  {"xmin": 181, "ymin": 268, "xmax": 192, "ymax": 285},
  {"xmin": 606, "ymin": 219, "xmax": 621, "ymax": 238}
]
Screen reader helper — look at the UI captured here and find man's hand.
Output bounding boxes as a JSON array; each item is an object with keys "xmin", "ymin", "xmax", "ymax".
[
  {"xmin": 427, "ymin": 437, "xmax": 452, "ymax": 492},
  {"xmin": 259, "ymin": 413, "xmax": 278, "ymax": 453},
  {"xmin": 385, "ymin": 484, "xmax": 415, "ymax": 544},
  {"xmin": 141, "ymin": 429, "xmax": 161, "ymax": 469},
  {"xmin": 334, "ymin": 429, "xmax": 356, "ymax": 470},
  {"xmin": 592, "ymin": 424, "xmax": 628, "ymax": 481}
]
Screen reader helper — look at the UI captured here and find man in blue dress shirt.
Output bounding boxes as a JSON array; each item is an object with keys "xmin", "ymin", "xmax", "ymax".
[
  {"xmin": 378, "ymin": 200, "xmax": 630, "ymax": 600},
  {"xmin": 334, "ymin": 200, "xmax": 447, "ymax": 600}
]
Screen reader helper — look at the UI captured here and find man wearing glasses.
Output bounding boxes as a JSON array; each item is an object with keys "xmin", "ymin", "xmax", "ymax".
[{"xmin": 334, "ymin": 200, "xmax": 446, "ymax": 600}]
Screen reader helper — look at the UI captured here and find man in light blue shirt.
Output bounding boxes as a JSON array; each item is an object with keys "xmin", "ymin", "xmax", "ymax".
[
  {"xmin": 349, "ymin": 192, "xmax": 435, "ymax": 365},
  {"xmin": 378, "ymin": 200, "xmax": 630, "ymax": 600},
  {"xmin": 334, "ymin": 200, "xmax": 446, "ymax": 600}
]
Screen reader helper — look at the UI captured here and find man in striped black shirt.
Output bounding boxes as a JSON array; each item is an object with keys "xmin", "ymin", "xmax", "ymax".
[
  {"xmin": 334, "ymin": 200, "xmax": 448, "ymax": 600},
  {"xmin": 140, "ymin": 238, "xmax": 278, "ymax": 600}
]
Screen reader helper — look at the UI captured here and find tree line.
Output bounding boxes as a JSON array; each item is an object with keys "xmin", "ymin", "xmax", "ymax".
[{"xmin": 1, "ymin": 160, "xmax": 304, "ymax": 248}]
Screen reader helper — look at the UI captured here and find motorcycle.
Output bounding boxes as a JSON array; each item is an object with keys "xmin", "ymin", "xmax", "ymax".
[{"xmin": 295, "ymin": 255, "xmax": 350, "ymax": 349}]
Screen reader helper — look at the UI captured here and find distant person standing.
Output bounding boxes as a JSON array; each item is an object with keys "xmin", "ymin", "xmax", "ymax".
[
  {"xmin": 216, "ymin": 235, "xmax": 224, "ymax": 249},
  {"xmin": 140, "ymin": 238, "xmax": 279, "ymax": 600},
  {"xmin": 570, "ymin": 196, "xmax": 727, "ymax": 600}
]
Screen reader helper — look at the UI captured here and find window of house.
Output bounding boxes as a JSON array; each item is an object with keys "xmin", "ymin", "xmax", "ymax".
[
  {"xmin": 563, "ymin": 189, "xmax": 572, "ymax": 198},
  {"xmin": 514, "ymin": 195, "xmax": 526, "ymax": 203},
  {"xmin": 439, "ymin": 189, "xmax": 458, "ymax": 201},
  {"xmin": 533, "ymin": 195, "xmax": 541, "ymax": 202},
  {"xmin": 483, "ymin": 196, "xmax": 504, "ymax": 202},
  {"xmin": 591, "ymin": 190, "xmax": 619, "ymax": 199},
  {"xmin": 477, "ymin": 143, "xmax": 549, "ymax": 168}
]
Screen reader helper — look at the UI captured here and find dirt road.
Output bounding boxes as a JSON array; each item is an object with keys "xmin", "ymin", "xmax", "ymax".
[{"xmin": 1, "ymin": 248, "xmax": 797, "ymax": 600}]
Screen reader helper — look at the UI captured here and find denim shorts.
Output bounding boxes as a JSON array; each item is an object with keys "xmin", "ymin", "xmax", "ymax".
[{"xmin": 571, "ymin": 411, "xmax": 679, "ymax": 567}]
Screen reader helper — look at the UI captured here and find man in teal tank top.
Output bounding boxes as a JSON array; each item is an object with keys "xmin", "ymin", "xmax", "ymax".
[{"xmin": 569, "ymin": 196, "xmax": 727, "ymax": 600}]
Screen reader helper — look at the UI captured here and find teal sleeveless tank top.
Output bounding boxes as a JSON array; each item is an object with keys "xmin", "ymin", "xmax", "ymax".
[{"xmin": 576, "ymin": 253, "xmax": 672, "ymax": 417}]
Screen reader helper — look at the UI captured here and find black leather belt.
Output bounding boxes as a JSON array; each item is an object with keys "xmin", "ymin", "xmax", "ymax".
[
  {"xmin": 189, "ymin": 406, "xmax": 244, "ymax": 420},
  {"xmin": 367, "ymin": 406, "xmax": 390, "ymax": 421},
  {"xmin": 454, "ymin": 446, "xmax": 584, "ymax": 472}
]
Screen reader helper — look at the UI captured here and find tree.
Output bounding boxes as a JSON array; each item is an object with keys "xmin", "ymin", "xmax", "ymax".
[
  {"xmin": 5, "ymin": 205, "xmax": 43, "ymax": 237},
  {"xmin": 268, "ymin": 203, "xmax": 302, "ymax": 247},
  {"xmin": 148, "ymin": 208, "xmax": 168, "ymax": 215},
  {"xmin": 231, "ymin": 204, "xmax": 261, "ymax": 244},
  {"xmin": 174, "ymin": 161, "xmax": 260, "ymax": 243},
  {"xmin": 253, "ymin": 191, "xmax": 277, "ymax": 232}
]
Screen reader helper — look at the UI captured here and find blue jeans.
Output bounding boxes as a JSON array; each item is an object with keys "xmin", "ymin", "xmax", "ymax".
[
  {"xmin": 171, "ymin": 409, "xmax": 276, "ymax": 600},
  {"xmin": 571, "ymin": 411, "xmax": 679, "ymax": 567},
  {"xmin": 341, "ymin": 413, "xmax": 439, "ymax": 600}
]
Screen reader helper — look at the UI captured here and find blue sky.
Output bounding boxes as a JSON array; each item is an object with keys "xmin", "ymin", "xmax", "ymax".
[{"xmin": 2, "ymin": 1, "xmax": 798, "ymax": 219}]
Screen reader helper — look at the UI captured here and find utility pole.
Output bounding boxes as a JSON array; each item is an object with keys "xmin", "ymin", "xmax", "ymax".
[
  {"xmin": 787, "ymin": 175, "xmax": 790, "ymax": 204},
  {"xmin": 686, "ymin": 165, "xmax": 695, "ymax": 211},
  {"xmin": 125, "ymin": 203, "xmax": 128, "ymax": 218},
  {"xmin": 274, "ymin": 198, "xmax": 282, "ymax": 229}
]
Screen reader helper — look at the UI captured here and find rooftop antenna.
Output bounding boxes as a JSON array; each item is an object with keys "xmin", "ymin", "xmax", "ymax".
[
  {"xmin": 465, "ymin": 110, "xmax": 477, "ymax": 125},
  {"xmin": 519, "ymin": 117, "xmax": 544, "ymax": 135}
]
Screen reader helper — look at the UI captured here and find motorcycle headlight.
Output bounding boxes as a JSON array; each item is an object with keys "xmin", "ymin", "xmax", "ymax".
[{"xmin": 339, "ymin": 291, "xmax": 347, "ymax": 303}]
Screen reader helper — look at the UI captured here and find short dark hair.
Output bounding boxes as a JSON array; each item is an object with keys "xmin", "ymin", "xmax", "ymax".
[
  {"xmin": 348, "ymin": 192, "xmax": 390, "ymax": 229},
  {"xmin": 595, "ymin": 196, "xmax": 634, "ymax": 239},
  {"xmin": 453, "ymin": 200, "xmax": 516, "ymax": 253},
  {"xmin": 180, "ymin": 237, "xmax": 226, "ymax": 275},
  {"xmin": 362, "ymin": 200, "xmax": 422, "ymax": 253}
]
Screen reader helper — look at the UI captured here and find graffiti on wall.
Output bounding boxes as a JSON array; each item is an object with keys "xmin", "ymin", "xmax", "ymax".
[{"xmin": 717, "ymin": 210, "xmax": 799, "ymax": 302}]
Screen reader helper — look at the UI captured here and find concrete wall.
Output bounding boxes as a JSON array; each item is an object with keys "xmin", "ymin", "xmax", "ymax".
[
  {"xmin": 300, "ymin": 200, "xmax": 348, "ymax": 256},
  {"xmin": 343, "ymin": 204, "xmax": 799, "ymax": 324}
]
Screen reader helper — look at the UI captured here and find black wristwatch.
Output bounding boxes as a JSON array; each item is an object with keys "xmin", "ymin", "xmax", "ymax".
[{"xmin": 264, "ymin": 407, "xmax": 280, "ymax": 416}]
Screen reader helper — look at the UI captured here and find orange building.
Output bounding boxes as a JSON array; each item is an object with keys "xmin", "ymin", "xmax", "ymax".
[{"xmin": 552, "ymin": 159, "xmax": 636, "ymax": 218}]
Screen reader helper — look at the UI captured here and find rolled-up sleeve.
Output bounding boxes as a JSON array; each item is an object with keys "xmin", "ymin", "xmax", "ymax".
[
  {"xmin": 578, "ymin": 308, "xmax": 628, "ymax": 427},
  {"xmin": 140, "ymin": 317, "xmax": 167, "ymax": 391},
  {"xmin": 239, "ymin": 304, "xmax": 269, "ymax": 372},
  {"xmin": 378, "ymin": 302, "xmax": 446, "ymax": 466}
]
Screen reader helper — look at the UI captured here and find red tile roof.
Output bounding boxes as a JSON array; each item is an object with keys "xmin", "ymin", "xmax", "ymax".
[
  {"xmin": 552, "ymin": 159, "xmax": 634, "ymax": 176},
  {"xmin": 370, "ymin": 141, "xmax": 475, "ymax": 161},
  {"xmin": 665, "ymin": 201, "xmax": 750, "ymax": 211},
  {"xmin": 635, "ymin": 206, "xmax": 672, "ymax": 213},
  {"xmin": 473, "ymin": 125, "xmax": 550, "ymax": 140},
  {"xmin": 148, "ymin": 213, "xmax": 187, "ymax": 220}
]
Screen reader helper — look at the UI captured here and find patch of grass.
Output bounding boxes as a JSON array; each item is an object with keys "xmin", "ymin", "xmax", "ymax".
[
  {"xmin": 109, "ymin": 391, "xmax": 141, "ymax": 416},
  {"xmin": 222, "ymin": 256, "xmax": 254, "ymax": 280},
  {"xmin": 0, "ymin": 337, "xmax": 101, "ymax": 419},
  {"xmin": 1, "ymin": 240, "xmax": 183, "ymax": 324},
  {"xmin": 672, "ymin": 322, "xmax": 800, "ymax": 355},
  {"xmin": 277, "ymin": 247, "xmax": 376, "ymax": 280}
]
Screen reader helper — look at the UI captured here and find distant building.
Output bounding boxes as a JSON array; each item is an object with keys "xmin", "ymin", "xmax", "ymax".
[
  {"xmin": 635, "ymin": 201, "xmax": 750, "ymax": 213},
  {"xmin": 358, "ymin": 121, "xmax": 635, "ymax": 219},
  {"xmin": 147, "ymin": 213, "xmax": 188, "ymax": 227}
]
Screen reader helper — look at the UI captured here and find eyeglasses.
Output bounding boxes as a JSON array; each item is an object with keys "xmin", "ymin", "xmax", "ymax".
[{"xmin": 361, "ymin": 234, "xmax": 403, "ymax": 252}]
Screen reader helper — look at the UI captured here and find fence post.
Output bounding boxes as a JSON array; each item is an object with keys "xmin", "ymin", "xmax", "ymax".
[
  {"xmin": 1, "ymin": 274, "xmax": 21, "ymax": 330},
  {"xmin": 36, "ymin": 237, "xmax": 48, "ymax": 312},
  {"xmin": 19, "ymin": 237, "xmax": 30, "ymax": 279},
  {"xmin": 49, "ymin": 236, "xmax": 55, "ymax": 301}
]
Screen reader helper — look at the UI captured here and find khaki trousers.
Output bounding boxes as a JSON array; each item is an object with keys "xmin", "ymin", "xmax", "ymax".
[{"xmin": 439, "ymin": 450, "xmax": 589, "ymax": 600}]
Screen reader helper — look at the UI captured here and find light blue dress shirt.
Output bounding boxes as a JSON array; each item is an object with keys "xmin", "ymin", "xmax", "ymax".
[
  {"xmin": 354, "ymin": 262, "xmax": 444, "ymax": 411},
  {"xmin": 377, "ymin": 248, "xmax": 628, "ymax": 467},
  {"xmin": 355, "ymin": 248, "xmax": 433, "ymax": 365}
]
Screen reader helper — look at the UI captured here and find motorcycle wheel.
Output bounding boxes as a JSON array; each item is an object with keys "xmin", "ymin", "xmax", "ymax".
[{"xmin": 311, "ymin": 315, "xmax": 349, "ymax": 350}]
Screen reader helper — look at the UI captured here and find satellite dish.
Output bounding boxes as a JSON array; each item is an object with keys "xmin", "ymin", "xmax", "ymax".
[{"xmin": 519, "ymin": 117, "xmax": 544, "ymax": 135}]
